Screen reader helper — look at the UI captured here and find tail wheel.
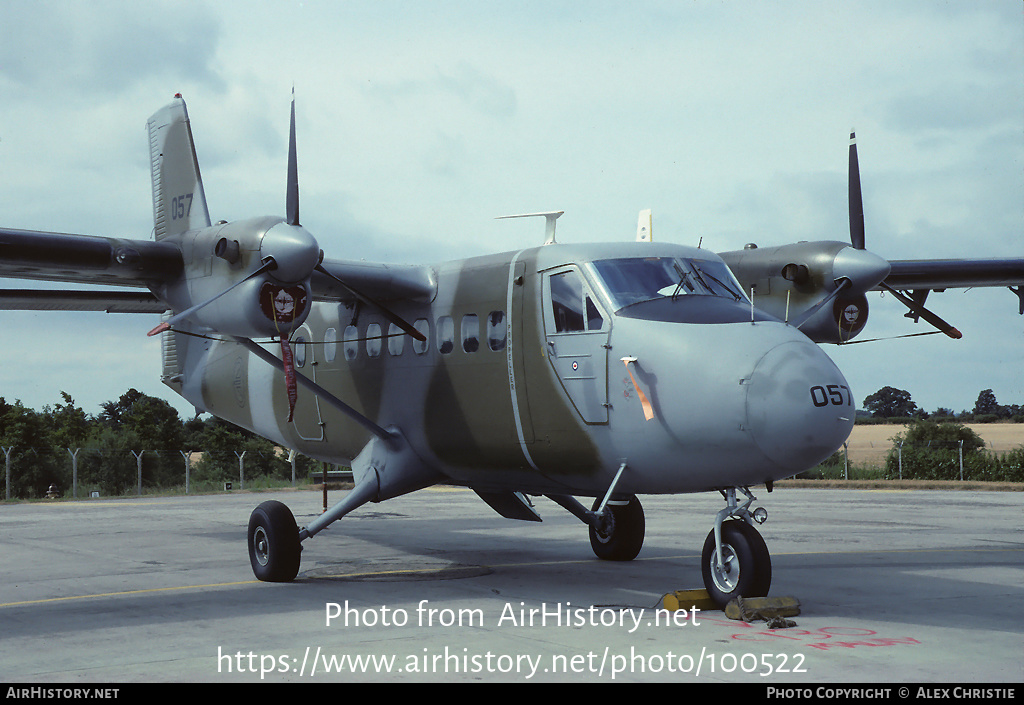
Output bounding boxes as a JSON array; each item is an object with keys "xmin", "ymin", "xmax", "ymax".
[
  {"xmin": 701, "ymin": 519, "xmax": 771, "ymax": 608},
  {"xmin": 248, "ymin": 500, "xmax": 301, "ymax": 582},
  {"xmin": 589, "ymin": 495, "xmax": 645, "ymax": 561}
]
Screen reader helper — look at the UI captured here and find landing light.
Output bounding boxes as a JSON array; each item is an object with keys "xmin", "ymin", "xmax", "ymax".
[{"xmin": 752, "ymin": 507, "xmax": 768, "ymax": 524}]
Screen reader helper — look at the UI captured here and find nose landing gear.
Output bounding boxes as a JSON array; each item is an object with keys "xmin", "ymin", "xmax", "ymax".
[{"xmin": 702, "ymin": 487, "xmax": 771, "ymax": 608}]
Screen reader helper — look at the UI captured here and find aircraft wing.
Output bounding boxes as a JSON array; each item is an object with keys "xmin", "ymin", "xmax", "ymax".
[
  {"xmin": 0, "ymin": 227, "xmax": 183, "ymax": 287},
  {"xmin": 313, "ymin": 256, "xmax": 436, "ymax": 303},
  {"xmin": 881, "ymin": 258, "xmax": 1024, "ymax": 292},
  {"xmin": 0, "ymin": 289, "xmax": 165, "ymax": 313},
  {"xmin": 0, "ymin": 226, "xmax": 434, "ymax": 313}
]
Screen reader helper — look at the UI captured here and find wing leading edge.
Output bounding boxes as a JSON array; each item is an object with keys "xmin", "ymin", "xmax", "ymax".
[
  {"xmin": 0, "ymin": 227, "xmax": 183, "ymax": 287},
  {"xmin": 883, "ymin": 258, "xmax": 1024, "ymax": 291}
]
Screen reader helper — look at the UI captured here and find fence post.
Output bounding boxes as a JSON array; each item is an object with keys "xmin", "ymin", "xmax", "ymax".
[
  {"xmin": 236, "ymin": 451, "xmax": 246, "ymax": 490},
  {"xmin": 67, "ymin": 448, "xmax": 80, "ymax": 498},
  {"xmin": 3, "ymin": 446, "xmax": 12, "ymax": 501},
  {"xmin": 131, "ymin": 450, "xmax": 144, "ymax": 496},
  {"xmin": 843, "ymin": 442, "xmax": 849, "ymax": 480},
  {"xmin": 898, "ymin": 441, "xmax": 903, "ymax": 480},
  {"xmin": 959, "ymin": 440, "xmax": 964, "ymax": 481},
  {"xmin": 289, "ymin": 449, "xmax": 297, "ymax": 487},
  {"xmin": 181, "ymin": 451, "xmax": 192, "ymax": 495}
]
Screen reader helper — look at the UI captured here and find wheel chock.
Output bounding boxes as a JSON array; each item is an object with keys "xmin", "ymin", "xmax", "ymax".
[
  {"xmin": 661, "ymin": 589, "xmax": 719, "ymax": 612},
  {"xmin": 725, "ymin": 596, "xmax": 801, "ymax": 628}
]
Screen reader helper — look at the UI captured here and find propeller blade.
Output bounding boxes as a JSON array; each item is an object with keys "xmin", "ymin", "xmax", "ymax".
[
  {"xmin": 849, "ymin": 130, "xmax": 865, "ymax": 250},
  {"xmin": 879, "ymin": 282, "xmax": 962, "ymax": 339},
  {"xmin": 315, "ymin": 263, "xmax": 426, "ymax": 342},
  {"xmin": 147, "ymin": 258, "xmax": 276, "ymax": 336},
  {"xmin": 286, "ymin": 90, "xmax": 300, "ymax": 227}
]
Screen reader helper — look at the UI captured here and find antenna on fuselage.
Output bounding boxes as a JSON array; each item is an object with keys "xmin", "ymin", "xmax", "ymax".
[
  {"xmin": 636, "ymin": 209, "xmax": 652, "ymax": 242},
  {"xmin": 496, "ymin": 210, "xmax": 564, "ymax": 245}
]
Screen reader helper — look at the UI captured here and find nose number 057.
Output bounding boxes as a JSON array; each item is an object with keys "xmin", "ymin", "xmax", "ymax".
[{"xmin": 809, "ymin": 384, "xmax": 851, "ymax": 408}]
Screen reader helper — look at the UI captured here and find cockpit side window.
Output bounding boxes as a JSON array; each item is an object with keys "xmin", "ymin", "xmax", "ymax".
[
  {"xmin": 548, "ymin": 268, "xmax": 605, "ymax": 333},
  {"xmin": 550, "ymin": 270, "xmax": 585, "ymax": 332},
  {"xmin": 586, "ymin": 297, "xmax": 604, "ymax": 331}
]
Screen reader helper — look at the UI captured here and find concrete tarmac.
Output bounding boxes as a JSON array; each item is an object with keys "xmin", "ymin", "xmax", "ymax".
[{"xmin": 0, "ymin": 486, "xmax": 1021, "ymax": 684}]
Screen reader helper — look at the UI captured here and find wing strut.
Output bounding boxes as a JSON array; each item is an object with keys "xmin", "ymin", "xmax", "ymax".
[{"xmin": 232, "ymin": 335, "xmax": 393, "ymax": 442}]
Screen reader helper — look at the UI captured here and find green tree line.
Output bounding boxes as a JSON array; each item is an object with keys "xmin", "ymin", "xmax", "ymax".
[
  {"xmin": 1, "ymin": 389, "xmax": 320, "ymax": 499},
  {"xmin": 860, "ymin": 386, "xmax": 1024, "ymax": 423}
]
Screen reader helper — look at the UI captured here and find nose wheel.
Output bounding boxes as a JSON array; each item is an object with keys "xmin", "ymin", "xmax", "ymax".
[
  {"xmin": 701, "ymin": 519, "xmax": 771, "ymax": 607},
  {"xmin": 701, "ymin": 488, "xmax": 772, "ymax": 608}
]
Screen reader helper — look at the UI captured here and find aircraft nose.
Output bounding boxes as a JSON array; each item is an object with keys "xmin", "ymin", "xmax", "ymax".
[{"xmin": 744, "ymin": 340, "xmax": 854, "ymax": 474}]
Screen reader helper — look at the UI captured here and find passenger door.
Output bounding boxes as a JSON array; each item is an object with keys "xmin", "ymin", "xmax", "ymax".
[{"xmin": 541, "ymin": 267, "xmax": 610, "ymax": 423}]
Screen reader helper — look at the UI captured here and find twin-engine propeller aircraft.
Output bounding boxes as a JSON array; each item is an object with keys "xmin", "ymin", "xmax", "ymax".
[{"xmin": 2, "ymin": 96, "xmax": 1022, "ymax": 607}]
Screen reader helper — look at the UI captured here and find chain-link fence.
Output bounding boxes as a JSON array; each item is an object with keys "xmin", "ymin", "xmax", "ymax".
[
  {"xmin": 804, "ymin": 440, "xmax": 1024, "ymax": 482},
  {"xmin": 1, "ymin": 446, "xmax": 333, "ymax": 499}
]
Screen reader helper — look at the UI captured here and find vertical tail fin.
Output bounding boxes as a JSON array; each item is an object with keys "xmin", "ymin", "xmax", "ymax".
[{"xmin": 146, "ymin": 95, "xmax": 211, "ymax": 240}]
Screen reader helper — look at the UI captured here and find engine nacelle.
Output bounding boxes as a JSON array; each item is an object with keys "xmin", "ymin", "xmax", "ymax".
[
  {"xmin": 153, "ymin": 216, "xmax": 318, "ymax": 338},
  {"xmin": 720, "ymin": 240, "xmax": 888, "ymax": 345},
  {"xmin": 790, "ymin": 291, "xmax": 869, "ymax": 344}
]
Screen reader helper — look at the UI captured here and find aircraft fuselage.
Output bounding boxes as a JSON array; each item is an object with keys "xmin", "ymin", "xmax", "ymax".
[{"xmin": 174, "ymin": 241, "xmax": 853, "ymax": 498}]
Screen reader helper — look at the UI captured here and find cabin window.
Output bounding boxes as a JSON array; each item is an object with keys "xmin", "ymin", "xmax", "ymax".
[
  {"xmin": 388, "ymin": 323, "xmax": 405, "ymax": 356},
  {"xmin": 437, "ymin": 316, "xmax": 455, "ymax": 354},
  {"xmin": 461, "ymin": 314, "xmax": 479, "ymax": 353},
  {"xmin": 366, "ymin": 323, "xmax": 382, "ymax": 358},
  {"xmin": 413, "ymin": 318, "xmax": 430, "ymax": 355},
  {"xmin": 343, "ymin": 325, "xmax": 359, "ymax": 361},
  {"xmin": 293, "ymin": 335, "xmax": 307, "ymax": 367},
  {"xmin": 487, "ymin": 310, "xmax": 507, "ymax": 351},
  {"xmin": 324, "ymin": 327, "xmax": 337, "ymax": 363}
]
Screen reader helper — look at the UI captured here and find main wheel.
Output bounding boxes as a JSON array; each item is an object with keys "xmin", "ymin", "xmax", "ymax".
[
  {"xmin": 589, "ymin": 495, "xmax": 645, "ymax": 561},
  {"xmin": 248, "ymin": 500, "xmax": 301, "ymax": 582},
  {"xmin": 701, "ymin": 519, "xmax": 771, "ymax": 608}
]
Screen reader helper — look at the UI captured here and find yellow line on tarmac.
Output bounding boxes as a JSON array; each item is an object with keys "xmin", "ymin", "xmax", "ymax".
[{"xmin": 0, "ymin": 580, "xmax": 259, "ymax": 609}]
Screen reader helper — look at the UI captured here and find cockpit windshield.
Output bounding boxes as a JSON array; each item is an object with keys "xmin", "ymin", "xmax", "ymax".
[{"xmin": 588, "ymin": 256, "xmax": 747, "ymax": 312}]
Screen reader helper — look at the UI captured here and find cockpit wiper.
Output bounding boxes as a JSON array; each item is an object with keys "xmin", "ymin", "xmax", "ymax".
[
  {"xmin": 694, "ymin": 263, "xmax": 743, "ymax": 301},
  {"xmin": 671, "ymin": 262, "xmax": 695, "ymax": 301}
]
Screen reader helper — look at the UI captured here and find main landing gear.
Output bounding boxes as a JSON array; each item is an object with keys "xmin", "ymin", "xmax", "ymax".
[
  {"xmin": 248, "ymin": 500, "xmax": 301, "ymax": 582},
  {"xmin": 246, "ymin": 484, "xmax": 772, "ymax": 609}
]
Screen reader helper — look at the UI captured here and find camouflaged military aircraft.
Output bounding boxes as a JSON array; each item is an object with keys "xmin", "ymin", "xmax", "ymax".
[{"xmin": 2, "ymin": 95, "xmax": 1023, "ymax": 607}]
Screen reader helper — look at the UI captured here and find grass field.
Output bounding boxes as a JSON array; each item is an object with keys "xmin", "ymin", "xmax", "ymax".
[{"xmin": 844, "ymin": 423, "xmax": 1024, "ymax": 467}]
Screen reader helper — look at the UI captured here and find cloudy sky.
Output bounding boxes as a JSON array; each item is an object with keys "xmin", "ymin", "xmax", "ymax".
[{"xmin": 0, "ymin": 0, "xmax": 1021, "ymax": 422}]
